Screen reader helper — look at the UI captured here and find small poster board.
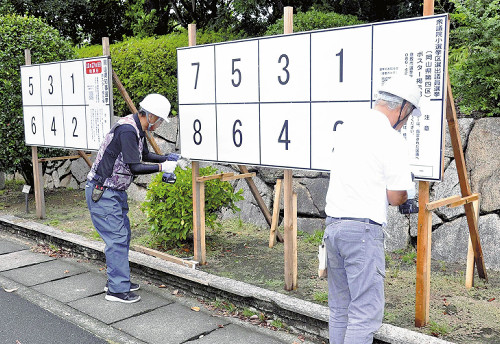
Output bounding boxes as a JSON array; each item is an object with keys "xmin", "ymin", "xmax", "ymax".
[
  {"xmin": 20, "ymin": 56, "xmax": 113, "ymax": 151},
  {"xmin": 177, "ymin": 14, "xmax": 449, "ymax": 181}
]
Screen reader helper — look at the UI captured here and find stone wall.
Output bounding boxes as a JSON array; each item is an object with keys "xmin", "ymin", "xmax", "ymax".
[{"xmin": 39, "ymin": 116, "xmax": 500, "ymax": 271}]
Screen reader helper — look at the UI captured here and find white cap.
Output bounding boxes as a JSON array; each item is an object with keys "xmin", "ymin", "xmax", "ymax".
[
  {"xmin": 378, "ymin": 75, "xmax": 422, "ymax": 117},
  {"xmin": 139, "ymin": 94, "xmax": 171, "ymax": 122}
]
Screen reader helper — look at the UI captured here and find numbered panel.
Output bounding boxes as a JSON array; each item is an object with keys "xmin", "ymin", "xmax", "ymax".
[
  {"xmin": 260, "ymin": 103, "xmax": 310, "ymax": 168},
  {"xmin": 310, "ymin": 102, "xmax": 371, "ymax": 170},
  {"xmin": 20, "ymin": 65, "xmax": 41, "ymax": 106},
  {"xmin": 64, "ymin": 106, "xmax": 87, "ymax": 149},
  {"xmin": 259, "ymin": 34, "xmax": 310, "ymax": 102},
  {"xmin": 23, "ymin": 107, "xmax": 44, "ymax": 145},
  {"xmin": 178, "ymin": 46, "xmax": 215, "ymax": 104},
  {"xmin": 311, "ymin": 26, "xmax": 372, "ymax": 101},
  {"xmin": 61, "ymin": 60, "xmax": 85, "ymax": 105},
  {"xmin": 216, "ymin": 104, "xmax": 260, "ymax": 164},
  {"xmin": 215, "ymin": 41, "xmax": 259, "ymax": 103},
  {"xmin": 42, "ymin": 106, "xmax": 64, "ymax": 147},
  {"xmin": 40, "ymin": 64, "xmax": 62, "ymax": 106},
  {"xmin": 179, "ymin": 105, "xmax": 217, "ymax": 161}
]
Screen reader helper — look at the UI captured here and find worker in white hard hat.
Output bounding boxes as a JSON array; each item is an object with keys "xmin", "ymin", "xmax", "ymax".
[
  {"xmin": 86, "ymin": 93, "xmax": 182, "ymax": 304},
  {"xmin": 323, "ymin": 75, "xmax": 421, "ymax": 344}
]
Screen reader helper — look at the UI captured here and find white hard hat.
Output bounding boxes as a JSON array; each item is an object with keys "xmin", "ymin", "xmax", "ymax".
[
  {"xmin": 378, "ymin": 75, "xmax": 422, "ymax": 117},
  {"xmin": 139, "ymin": 94, "xmax": 171, "ymax": 122}
]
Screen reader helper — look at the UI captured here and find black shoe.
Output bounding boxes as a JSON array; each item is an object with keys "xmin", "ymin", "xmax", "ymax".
[
  {"xmin": 104, "ymin": 281, "xmax": 140, "ymax": 292},
  {"xmin": 105, "ymin": 291, "xmax": 141, "ymax": 303}
]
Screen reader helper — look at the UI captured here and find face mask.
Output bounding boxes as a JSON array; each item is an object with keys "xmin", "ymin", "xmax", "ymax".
[{"xmin": 146, "ymin": 113, "xmax": 163, "ymax": 131}]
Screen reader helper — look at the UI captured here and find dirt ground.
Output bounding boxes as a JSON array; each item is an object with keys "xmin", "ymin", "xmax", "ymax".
[{"xmin": 1, "ymin": 179, "xmax": 499, "ymax": 343}]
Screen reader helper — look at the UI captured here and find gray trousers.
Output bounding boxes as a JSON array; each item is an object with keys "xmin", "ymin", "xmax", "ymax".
[
  {"xmin": 86, "ymin": 182, "xmax": 132, "ymax": 293},
  {"xmin": 324, "ymin": 217, "xmax": 385, "ymax": 344}
]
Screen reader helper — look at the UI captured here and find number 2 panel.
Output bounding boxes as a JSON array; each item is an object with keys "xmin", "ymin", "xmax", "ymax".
[
  {"xmin": 215, "ymin": 41, "xmax": 259, "ymax": 103},
  {"xmin": 260, "ymin": 103, "xmax": 310, "ymax": 169},
  {"xmin": 216, "ymin": 104, "xmax": 259, "ymax": 164},
  {"xmin": 311, "ymin": 26, "xmax": 372, "ymax": 102},
  {"xmin": 179, "ymin": 105, "xmax": 217, "ymax": 161},
  {"xmin": 63, "ymin": 106, "xmax": 87, "ymax": 149}
]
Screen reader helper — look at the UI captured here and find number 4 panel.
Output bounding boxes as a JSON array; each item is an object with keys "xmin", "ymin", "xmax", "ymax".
[
  {"xmin": 179, "ymin": 105, "xmax": 217, "ymax": 161},
  {"xmin": 42, "ymin": 106, "xmax": 64, "ymax": 147},
  {"xmin": 260, "ymin": 103, "xmax": 310, "ymax": 169},
  {"xmin": 63, "ymin": 106, "xmax": 87, "ymax": 149},
  {"xmin": 216, "ymin": 104, "xmax": 260, "ymax": 165}
]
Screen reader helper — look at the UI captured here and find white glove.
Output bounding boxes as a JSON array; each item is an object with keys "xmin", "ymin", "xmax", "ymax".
[
  {"xmin": 177, "ymin": 158, "xmax": 190, "ymax": 170},
  {"xmin": 161, "ymin": 161, "xmax": 177, "ymax": 173},
  {"xmin": 407, "ymin": 182, "xmax": 416, "ymax": 199}
]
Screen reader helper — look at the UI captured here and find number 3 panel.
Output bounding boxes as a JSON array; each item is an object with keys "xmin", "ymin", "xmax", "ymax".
[
  {"xmin": 179, "ymin": 105, "xmax": 217, "ymax": 161},
  {"xmin": 216, "ymin": 104, "xmax": 259, "ymax": 165},
  {"xmin": 215, "ymin": 40, "xmax": 259, "ymax": 103},
  {"xmin": 260, "ymin": 103, "xmax": 310, "ymax": 169}
]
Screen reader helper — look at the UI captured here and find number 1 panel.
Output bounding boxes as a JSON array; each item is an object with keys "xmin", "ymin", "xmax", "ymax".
[
  {"xmin": 61, "ymin": 60, "xmax": 85, "ymax": 105},
  {"xmin": 259, "ymin": 34, "xmax": 310, "ymax": 102},
  {"xmin": 177, "ymin": 46, "xmax": 216, "ymax": 105},
  {"xmin": 216, "ymin": 104, "xmax": 260, "ymax": 165},
  {"xmin": 260, "ymin": 103, "xmax": 310, "ymax": 169},
  {"xmin": 311, "ymin": 26, "xmax": 372, "ymax": 101},
  {"xmin": 179, "ymin": 105, "xmax": 217, "ymax": 161},
  {"xmin": 215, "ymin": 40, "xmax": 259, "ymax": 103}
]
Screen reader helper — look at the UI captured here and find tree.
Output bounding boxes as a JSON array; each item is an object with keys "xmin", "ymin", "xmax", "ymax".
[{"xmin": 0, "ymin": 15, "xmax": 75, "ymax": 184}]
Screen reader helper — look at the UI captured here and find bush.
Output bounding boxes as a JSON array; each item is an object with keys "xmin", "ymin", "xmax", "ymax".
[
  {"xmin": 141, "ymin": 166, "xmax": 243, "ymax": 246},
  {"xmin": 0, "ymin": 15, "xmax": 75, "ymax": 182},
  {"xmin": 76, "ymin": 29, "xmax": 247, "ymax": 117},
  {"xmin": 265, "ymin": 9, "xmax": 364, "ymax": 36},
  {"xmin": 448, "ymin": 0, "xmax": 500, "ymax": 116}
]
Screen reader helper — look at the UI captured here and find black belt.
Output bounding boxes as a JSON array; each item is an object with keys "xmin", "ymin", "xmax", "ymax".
[{"xmin": 329, "ymin": 216, "xmax": 381, "ymax": 226}]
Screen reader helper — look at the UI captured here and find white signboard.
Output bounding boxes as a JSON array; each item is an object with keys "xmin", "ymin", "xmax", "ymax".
[
  {"xmin": 177, "ymin": 14, "xmax": 449, "ymax": 181},
  {"xmin": 21, "ymin": 56, "xmax": 113, "ymax": 151}
]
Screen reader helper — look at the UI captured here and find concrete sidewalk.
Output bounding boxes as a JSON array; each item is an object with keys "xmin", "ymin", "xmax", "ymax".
[{"xmin": 0, "ymin": 233, "xmax": 307, "ymax": 344}]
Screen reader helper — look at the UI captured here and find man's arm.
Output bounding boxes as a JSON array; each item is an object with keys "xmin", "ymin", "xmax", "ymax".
[{"xmin": 387, "ymin": 190, "xmax": 408, "ymax": 206}]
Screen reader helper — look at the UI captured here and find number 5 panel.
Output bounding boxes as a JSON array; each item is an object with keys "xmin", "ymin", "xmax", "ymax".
[
  {"xmin": 177, "ymin": 46, "xmax": 215, "ymax": 105},
  {"xmin": 20, "ymin": 65, "xmax": 42, "ymax": 106},
  {"xmin": 179, "ymin": 105, "xmax": 217, "ymax": 161},
  {"xmin": 311, "ymin": 26, "xmax": 372, "ymax": 102},
  {"xmin": 260, "ymin": 103, "xmax": 310, "ymax": 169},
  {"xmin": 215, "ymin": 40, "xmax": 259, "ymax": 103},
  {"xmin": 216, "ymin": 104, "xmax": 260, "ymax": 165}
]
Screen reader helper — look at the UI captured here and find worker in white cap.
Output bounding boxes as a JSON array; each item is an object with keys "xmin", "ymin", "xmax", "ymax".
[{"xmin": 323, "ymin": 75, "xmax": 421, "ymax": 344}]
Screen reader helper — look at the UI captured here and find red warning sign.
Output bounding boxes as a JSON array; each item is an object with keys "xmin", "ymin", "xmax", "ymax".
[{"xmin": 86, "ymin": 60, "xmax": 102, "ymax": 74}]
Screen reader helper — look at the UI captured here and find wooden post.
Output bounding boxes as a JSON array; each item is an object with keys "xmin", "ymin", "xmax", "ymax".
[
  {"xmin": 238, "ymin": 165, "xmax": 273, "ymax": 227},
  {"xmin": 292, "ymin": 192, "xmax": 298, "ymax": 288},
  {"xmin": 282, "ymin": 6, "xmax": 297, "ymax": 291},
  {"xmin": 269, "ymin": 179, "xmax": 282, "ymax": 248},
  {"xmin": 25, "ymin": 49, "xmax": 46, "ymax": 219},
  {"xmin": 188, "ymin": 24, "xmax": 205, "ymax": 265},
  {"xmin": 466, "ymin": 199, "xmax": 480, "ymax": 288}
]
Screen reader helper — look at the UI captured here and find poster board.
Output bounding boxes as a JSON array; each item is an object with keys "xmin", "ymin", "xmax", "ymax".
[
  {"xmin": 177, "ymin": 14, "xmax": 449, "ymax": 181},
  {"xmin": 20, "ymin": 56, "xmax": 113, "ymax": 151}
]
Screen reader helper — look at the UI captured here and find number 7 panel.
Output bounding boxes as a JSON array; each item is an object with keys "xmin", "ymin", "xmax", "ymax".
[{"xmin": 177, "ymin": 46, "xmax": 216, "ymax": 105}]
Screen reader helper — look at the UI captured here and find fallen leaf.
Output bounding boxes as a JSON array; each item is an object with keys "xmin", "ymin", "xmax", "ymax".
[
  {"xmin": 158, "ymin": 284, "xmax": 167, "ymax": 288},
  {"xmin": 191, "ymin": 306, "xmax": 200, "ymax": 312},
  {"xmin": 64, "ymin": 270, "xmax": 70, "ymax": 274},
  {"xmin": 217, "ymin": 324, "xmax": 224, "ymax": 328},
  {"xmin": 172, "ymin": 289, "xmax": 179, "ymax": 295},
  {"xmin": 488, "ymin": 298, "xmax": 495, "ymax": 302},
  {"xmin": 3, "ymin": 287, "xmax": 18, "ymax": 293}
]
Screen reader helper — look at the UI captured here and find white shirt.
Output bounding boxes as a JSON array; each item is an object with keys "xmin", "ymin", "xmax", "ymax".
[{"xmin": 325, "ymin": 108, "xmax": 413, "ymax": 225}]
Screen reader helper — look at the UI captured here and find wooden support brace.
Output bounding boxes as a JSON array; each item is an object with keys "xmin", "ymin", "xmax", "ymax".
[
  {"xmin": 196, "ymin": 173, "xmax": 234, "ymax": 182},
  {"xmin": 133, "ymin": 245, "xmax": 198, "ymax": 269},
  {"xmin": 269, "ymin": 179, "xmax": 282, "ymax": 248},
  {"xmin": 447, "ymin": 193, "xmax": 479, "ymax": 209},
  {"xmin": 39, "ymin": 154, "xmax": 92, "ymax": 163},
  {"xmin": 425, "ymin": 194, "xmax": 479, "ymax": 211},
  {"xmin": 221, "ymin": 172, "xmax": 255, "ymax": 182},
  {"xmin": 466, "ymin": 199, "xmax": 480, "ymax": 289},
  {"xmin": 238, "ymin": 165, "xmax": 273, "ymax": 227}
]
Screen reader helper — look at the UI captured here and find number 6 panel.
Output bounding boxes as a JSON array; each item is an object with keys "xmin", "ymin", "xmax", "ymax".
[{"xmin": 179, "ymin": 105, "xmax": 217, "ymax": 161}]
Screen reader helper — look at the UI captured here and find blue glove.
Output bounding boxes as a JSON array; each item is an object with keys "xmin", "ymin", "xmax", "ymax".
[{"xmin": 165, "ymin": 153, "xmax": 181, "ymax": 162}]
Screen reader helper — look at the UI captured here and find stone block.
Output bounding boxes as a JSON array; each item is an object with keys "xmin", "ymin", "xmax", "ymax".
[
  {"xmin": 0, "ymin": 240, "xmax": 29, "ymax": 255},
  {"xmin": 0, "ymin": 250, "xmax": 54, "ymax": 272},
  {"xmin": 70, "ymin": 158, "xmax": 91, "ymax": 183},
  {"xmin": 444, "ymin": 117, "xmax": 474, "ymax": 158},
  {"xmin": 127, "ymin": 183, "xmax": 147, "ymax": 202},
  {"xmin": 297, "ymin": 217, "xmax": 325, "ymax": 234},
  {"xmin": 190, "ymin": 324, "xmax": 285, "ymax": 344}
]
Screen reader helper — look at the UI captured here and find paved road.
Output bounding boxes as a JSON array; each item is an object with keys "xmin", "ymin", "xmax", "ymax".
[{"xmin": 0, "ymin": 233, "xmax": 305, "ymax": 344}]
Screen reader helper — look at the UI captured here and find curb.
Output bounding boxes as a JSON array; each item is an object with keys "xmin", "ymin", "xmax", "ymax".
[{"xmin": 0, "ymin": 214, "xmax": 454, "ymax": 344}]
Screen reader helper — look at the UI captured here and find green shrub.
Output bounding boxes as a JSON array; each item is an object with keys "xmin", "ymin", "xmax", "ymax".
[
  {"xmin": 141, "ymin": 166, "xmax": 243, "ymax": 246},
  {"xmin": 0, "ymin": 15, "xmax": 75, "ymax": 182},
  {"xmin": 265, "ymin": 9, "xmax": 364, "ymax": 36},
  {"xmin": 448, "ymin": 0, "xmax": 500, "ymax": 116},
  {"xmin": 76, "ymin": 29, "xmax": 247, "ymax": 117}
]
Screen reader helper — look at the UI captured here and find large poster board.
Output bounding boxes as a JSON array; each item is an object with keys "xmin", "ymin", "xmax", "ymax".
[
  {"xmin": 20, "ymin": 56, "xmax": 113, "ymax": 151},
  {"xmin": 177, "ymin": 14, "xmax": 449, "ymax": 181}
]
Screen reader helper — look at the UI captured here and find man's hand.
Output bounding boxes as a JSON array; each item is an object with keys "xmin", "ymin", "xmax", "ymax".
[
  {"xmin": 177, "ymin": 158, "xmax": 190, "ymax": 170},
  {"xmin": 161, "ymin": 161, "xmax": 177, "ymax": 173},
  {"xmin": 165, "ymin": 153, "xmax": 181, "ymax": 161},
  {"xmin": 387, "ymin": 190, "xmax": 408, "ymax": 206}
]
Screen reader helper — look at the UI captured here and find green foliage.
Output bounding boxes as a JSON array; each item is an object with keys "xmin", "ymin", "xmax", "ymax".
[
  {"xmin": 141, "ymin": 166, "xmax": 243, "ymax": 246},
  {"xmin": 0, "ymin": 15, "xmax": 75, "ymax": 182},
  {"xmin": 302, "ymin": 229, "xmax": 324, "ymax": 245},
  {"xmin": 265, "ymin": 9, "xmax": 364, "ymax": 36},
  {"xmin": 428, "ymin": 320, "xmax": 451, "ymax": 337},
  {"xmin": 313, "ymin": 291, "xmax": 328, "ymax": 303},
  {"xmin": 76, "ymin": 29, "xmax": 246, "ymax": 117},
  {"xmin": 448, "ymin": 0, "xmax": 500, "ymax": 116}
]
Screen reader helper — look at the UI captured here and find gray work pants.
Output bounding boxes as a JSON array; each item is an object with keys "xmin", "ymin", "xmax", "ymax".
[{"xmin": 324, "ymin": 218, "xmax": 385, "ymax": 344}]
